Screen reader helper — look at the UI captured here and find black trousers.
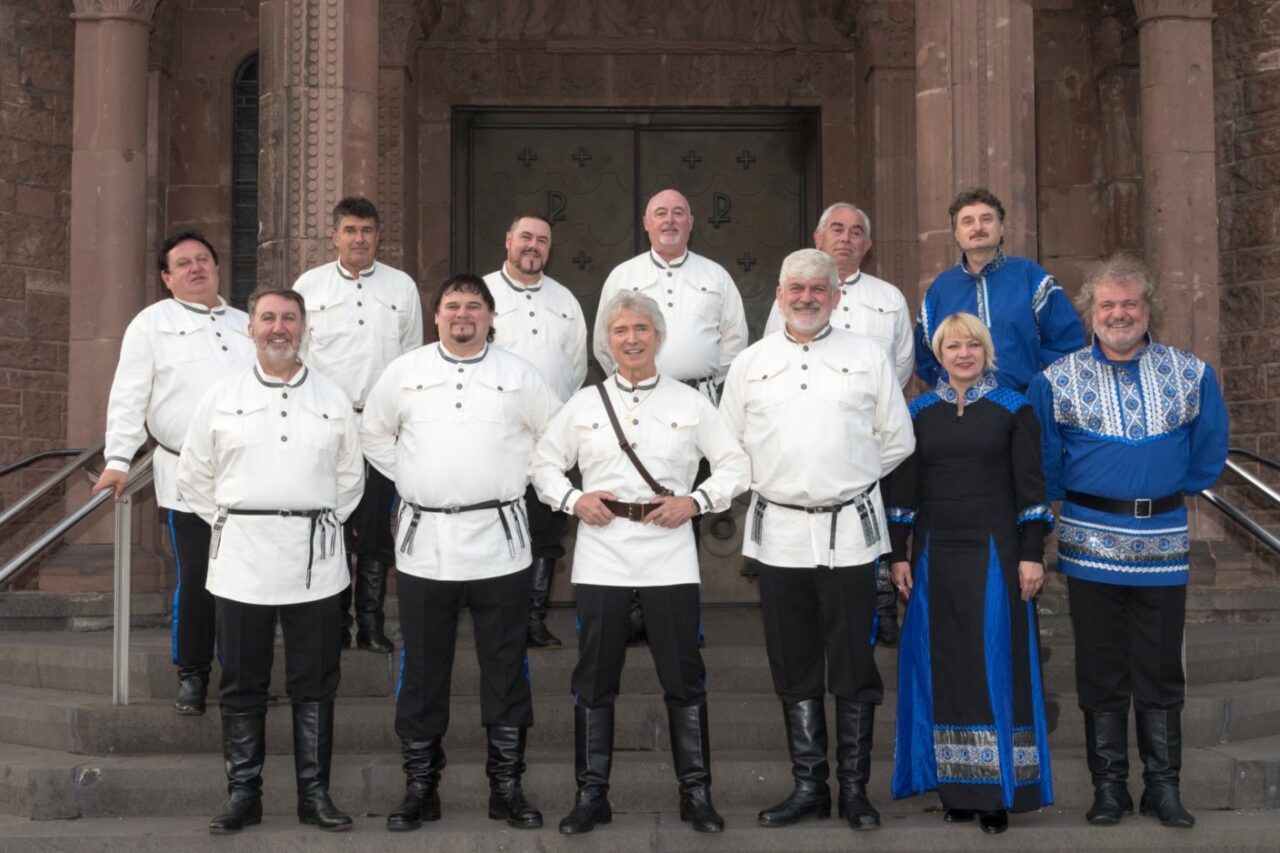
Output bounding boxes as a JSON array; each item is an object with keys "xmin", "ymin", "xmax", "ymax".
[
  {"xmin": 343, "ymin": 462, "xmax": 397, "ymax": 563},
  {"xmin": 1068, "ymin": 577, "xmax": 1187, "ymax": 712},
  {"xmin": 524, "ymin": 483, "xmax": 568, "ymax": 561},
  {"xmin": 757, "ymin": 562, "xmax": 884, "ymax": 704},
  {"xmin": 215, "ymin": 592, "xmax": 344, "ymax": 715},
  {"xmin": 164, "ymin": 509, "xmax": 216, "ymax": 673},
  {"xmin": 395, "ymin": 568, "xmax": 534, "ymax": 740},
  {"xmin": 572, "ymin": 583, "xmax": 706, "ymax": 709}
]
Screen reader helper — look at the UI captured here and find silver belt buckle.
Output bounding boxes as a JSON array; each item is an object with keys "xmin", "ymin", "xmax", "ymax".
[{"xmin": 1134, "ymin": 498, "xmax": 1152, "ymax": 519}]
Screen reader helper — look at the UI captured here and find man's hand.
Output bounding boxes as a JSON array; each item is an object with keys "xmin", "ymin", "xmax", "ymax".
[
  {"xmin": 890, "ymin": 560, "xmax": 913, "ymax": 601},
  {"xmin": 573, "ymin": 491, "xmax": 617, "ymax": 527},
  {"xmin": 91, "ymin": 469, "xmax": 128, "ymax": 501},
  {"xmin": 644, "ymin": 494, "xmax": 700, "ymax": 529},
  {"xmin": 1018, "ymin": 560, "xmax": 1044, "ymax": 601}
]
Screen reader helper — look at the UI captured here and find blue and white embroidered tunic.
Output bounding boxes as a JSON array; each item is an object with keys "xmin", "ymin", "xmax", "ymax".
[
  {"xmin": 915, "ymin": 252, "xmax": 1084, "ymax": 392},
  {"xmin": 884, "ymin": 373, "xmax": 1054, "ymax": 812},
  {"xmin": 1027, "ymin": 339, "xmax": 1229, "ymax": 587}
]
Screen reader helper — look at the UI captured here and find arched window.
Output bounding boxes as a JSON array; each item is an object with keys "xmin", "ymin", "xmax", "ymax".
[{"xmin": 231, "ymin": 55, "xmax": 259, "ymax": 309}]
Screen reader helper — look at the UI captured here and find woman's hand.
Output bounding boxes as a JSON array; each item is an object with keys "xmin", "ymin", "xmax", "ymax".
[
  {"xmin": 890, "ymin": 561, "xmax": 913, "ymax": 602},
  {"xmin": 1018, "ymin": 560, "xmax": 1044, "ymax": 601}
]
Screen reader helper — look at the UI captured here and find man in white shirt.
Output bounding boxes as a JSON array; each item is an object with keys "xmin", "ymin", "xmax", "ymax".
[
  {"xmin": 592, "ymin": 188, "xmax": 749, "ymax": 643},
  {"xmin": 483, "ymin": 213, "xmax": 587, "ymax": 648},
  {"xmin": 533, "ymin": 290, "xmax": 750, "ymax": 836},
  {"xmin": 719, "ymin": 249, "xmax": 914, "ymax": 833},
  {"xmin": 294, "ymin": 196, "xmax": 423, "ymax": 653},
  {"xmin": 178, "ymin": 287, "xmax": 364, "ymax": 835},
  {"xmin": 92, "ymin": 230, "xmax": 255, "ymax": 716},
  {"xmin": 361, "ymin": 275, "xmax": 558, "ymax": 833},
  {"xmin": 764, "ymin": 203, "xmax": 914, "ymax": 646}
]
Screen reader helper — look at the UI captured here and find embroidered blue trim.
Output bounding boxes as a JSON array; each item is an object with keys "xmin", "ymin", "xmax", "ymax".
[
  {"xmin": 1030, "ymin": 274, "xmax": 1061, "ymax": 317},
  {"xmin": 1017, "ymin": 504, "xmax": 1055, "ymax": 531},
  {"xmin": 935, "ymin": 371, "xmax": 999, "ymax": 405},
  {"xmin": 887, "ymin": 507, "xmax": 917, "ymax": 525},
  {"xmin": 909, "ymin": 392, "xmax": 942, "ymax": 419},
  {"xmin": 987, "ymin": 387, "xmax": 1028, "ymax": 415}
]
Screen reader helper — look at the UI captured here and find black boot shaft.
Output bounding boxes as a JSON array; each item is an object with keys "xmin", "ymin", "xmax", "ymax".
[
  {"xmin": 292, "ymin": 701, "xmax": 352, "ymax": 831},
  {"xmin": 834, "ymin": 699, "xmax": 880, "ymax": 830},
  {"xmin": 757, "ymin": 699, "xmax": 831, "ymax": 828},
  {"xmin": 387, "ymin": 737, "xmax": 445, "ymax": 830},
  {"xmin": 486, "ymin": 725, "xmax": 543, "ymax": 828},
  {"xmin": 355, "ymin": 556, "xmax": 393, "ymax": 652},
  {"xmin": 668, "ymin": 703, "xmax": 724, "ymax": 832},
  {"xmin": 208, "ymin": 712, "xmax": 266, "ymax": 834},
  {"xmin": 1136, "ymin": 709, "xmax": 1195, "ymax": 828},
  {"xmin": 527, "ymin": 558, "xmax": 562, "ymax": 647},
  {"xmin": 1083, "ymin": 711, "xmax": 1134, "ymax": 824},
  {"xmin": 558, "ymin": 704, "xmax": 615, "ymax": 834}
]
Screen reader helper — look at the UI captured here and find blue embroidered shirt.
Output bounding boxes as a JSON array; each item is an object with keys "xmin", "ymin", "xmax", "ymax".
[
  {"xmin": 1027, "ymin": 339, "xmax": 1229, "ymax": 587},
  {"xmin": 915, "ymin": 252, "xmax": 1084, "ymax": 392}
]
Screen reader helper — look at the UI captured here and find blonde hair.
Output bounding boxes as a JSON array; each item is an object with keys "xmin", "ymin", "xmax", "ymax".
[{"xmin": 931, "ymin": 312, "xmax": 997, "ymax": 371}]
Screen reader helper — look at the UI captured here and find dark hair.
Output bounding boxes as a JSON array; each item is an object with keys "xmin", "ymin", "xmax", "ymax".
[
  {"xmin": 247, "ymin": 287, "xmax": 307, "ymax": 322},
  {"xmin": 948, "ymin": 188, "xmax": 1006, "ymax": 228},
  {"xmin": 508, "ymin": 212, "xmax": 553, "ymax": 232},
  {"xmin": 158, "ymin": 230, "xmax": 218, "ymax": 274},
  {"xmin": 430, "ymin": 274, "xmax": 496, "ymax": 343},
  {"xmin": 331, "ymin": 196, "xmax": 380, "ymax": 229}
]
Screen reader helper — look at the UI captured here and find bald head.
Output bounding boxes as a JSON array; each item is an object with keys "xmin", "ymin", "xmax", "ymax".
[{"xmin": 643, "ymin": 188, "xmax": 694, "ymax": 261}]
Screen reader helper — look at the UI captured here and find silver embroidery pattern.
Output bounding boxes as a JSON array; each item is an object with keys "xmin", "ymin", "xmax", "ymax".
[
  {"xmin": 976, "ymin": 278, "xmax": 991, "ymax": 328},
  {"xmin": 935, "ymin": 727, "xmax": 1001, "ymax": 783},
  {"xmin": 1045, "ymin": 345, "xmax": 1204, "ymax": 443},
  {"xmin": 1057, "ymin": 514, "xmax": 1191, "ymax": 572},
  {"xmin": 1030, "ymin": 274, "xmax": 1060, "ymax": 317},
  {"xmin": 1013, "ymin": 728, "xmax": 1041, "ymax": 785}
]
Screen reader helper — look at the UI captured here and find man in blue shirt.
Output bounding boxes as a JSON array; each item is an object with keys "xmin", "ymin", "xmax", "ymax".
[
  {"xmin": 1028, "ymin": 253, "xmax": 1228, "ymax": 831},
  {"xmin": 917, "ymin": 189, "xmax": 1084, "ymax": 391}
]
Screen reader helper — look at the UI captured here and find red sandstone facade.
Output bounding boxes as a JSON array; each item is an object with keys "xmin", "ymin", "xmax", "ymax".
[{"xmin": 0, "ymin": 0, "xmax": 1274, "ymax": 589}]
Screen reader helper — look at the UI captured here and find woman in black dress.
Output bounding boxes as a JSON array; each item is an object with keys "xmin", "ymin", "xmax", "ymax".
[{"xmin": 885, "ymin": 312, "xmax": 1054, "ymax": 834}]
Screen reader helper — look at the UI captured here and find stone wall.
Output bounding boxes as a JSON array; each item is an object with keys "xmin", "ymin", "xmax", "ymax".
[
  {"xmin": 0, "ymin": 1, "xmax": 74, "ymax": 571},
  {"xmin": 1215, "ymin": 0, "xmax": 1280, "ymax": 570}
]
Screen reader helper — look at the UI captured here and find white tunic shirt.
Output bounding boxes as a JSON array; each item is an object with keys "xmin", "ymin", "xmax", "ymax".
[
  {"xmin": 718, "ymin": 327, "xmax": 915, "ymax": 569},
  {"xmin": 104, "ymin": 297, "xmax": 255, "ymax": 511},
  {"xmin": 593, "ymin": 250, "xmax": 748, "ymax": 389},
  {"xmin": 484, "ymin": 266, "xmax": 588, "ymax": 403},
  {"xmin": 176, "ymin": 364, "xmax": 365, "ymax": 606},
  {"xmin": 531, "ymin": 374, "xmax": 750, "ymax": 587},
  {"xmin": 360, "ymin": 343, "xmax": 559, "ymax": 582},
  {"xmin": 293, "ymin": 260, "xmax": 424, "ymax": 408},
  {"xmin": 764, "ymin": 271, "xmax": 915, "ymax": 388}
]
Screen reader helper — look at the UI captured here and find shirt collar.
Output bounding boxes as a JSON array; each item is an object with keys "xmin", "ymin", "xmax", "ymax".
[
  {"xmin": 782, "ymin": 324, "xmax": 834, "ymax": 346},
  {"xmin": 1090, "ymin": 332, "xmax": 1152, "ymax": 365},
  {"xmin": 254, "ymin": 364, "xmax": 308, "ymax": 388},
  {"xmin": 336, "ymin": 261, "xmax": 377, "ymax": 281},
  {"xmin": 174, "ymin": 296, "xmax": 227, "ymax": 316},
  {"xmin": 614, "ymin": 372, "xmax": 660, "ymax": 392},
  {"xmin": 500, "ymin": 266, "xmax": 542, "ymax": 293},
  {"xmin": 841, "ymin": 271, "xmax": 862, "ymax": 288},
  {"xmin": 649, "ymin": 250, "xmax": 689, "ymax": 271},
  {"xmin": 957, "ymin": 249, "xmax": 1007, "ymax": 278},
  {"xmin": 936, "ymin": 369, "xmax": 999, "ymax": 404},
  {"xmin": 438, "ymin": 342, "xmax": 489, "ymax": 364}
]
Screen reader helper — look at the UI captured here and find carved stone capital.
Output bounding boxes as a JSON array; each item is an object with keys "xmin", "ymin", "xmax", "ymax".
[
  {"xmin": 70, "ymin": 0, "xmax": 159, "ymax": 25},
  {"xmin": 1133, "ymin": 0, "xmax": 1214, "ymax": 27},
  {"xmin": 855, "ymin": 0, "xmax": 914, "ymax": 69},
  {"xmin": 382, "ymin": 0, "xmax": 426, "ymax": 67}
]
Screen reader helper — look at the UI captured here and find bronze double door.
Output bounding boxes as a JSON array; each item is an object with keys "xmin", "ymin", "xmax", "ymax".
[{"xmin": 453, "ymin": 108, "xmax": 822, "ymax": 602}]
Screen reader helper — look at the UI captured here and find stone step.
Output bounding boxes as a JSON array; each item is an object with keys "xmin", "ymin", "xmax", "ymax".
[
  {"xmin": 5, "ymin": 619, "xmax": 1280, "ymax": 699},
  {"xmin": 1, "ymin": 808, "xmax": 1277, "ymax": 852},
  {"xmin": 0, "ymin": 741, "xmax": 1261, "ymax": 820},
  {"xmin": 0, "ymin": 591, "xmax": 168, "ymax": 632},
  {"xmin": 2, "ymin": 677, "xmax": 1279, "ymax": 756}
]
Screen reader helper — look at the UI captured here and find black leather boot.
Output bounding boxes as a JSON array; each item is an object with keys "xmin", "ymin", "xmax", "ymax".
[
  {"xmin": 626, "ymin": 590, "xmax": 646, "ymax": 646},
  {"xmin": 486, "ymin": 725, "xmax": 542, "ymax": 828},
  {"xmin": 386, "ymin": 736, "xmax": 445, "ymax": 830},
  {"xmin": 559, "ymin": 704, "xmax": 614, "ymax": 834},
  {"xmin": 874, "ymin": 564, "xmax": 899, "ymax": 646},
  {"xmin": 354, "ymin": 556, "xmax": 393, "ymax": 653},
  {"xmin": 175, "ymin": 666, "xmax": 209, "ymax": 716},
  {"xmin": 1136, "ymin": 709, "xmax": 1195, "ymax": 828},
  {"xmin": 834, "ymin": 698, "xmax": 880, "ymax": 830},
  {"xmin": 1084, "ymin": 710, "xmax": 1134, "ymax": 824},
  {"xmin": 758, "ymin": 698, "xmax": 831, "ymax": 827},
  {"xmin": 292, "ymin": 701, "xmax": 352, "ymax": 831},
  {"xmin": 209, "ymin": 712, "xmax": 265, "ymax": 834},
  {"xmin": 669, "ymin": 702, "xmax": 725, "ymax": 832},
  {"xmin": 527, "ymin": 558, "xmax": 562, "ymax": 648},
  {"xmin": 338, "ymin": 581, "xmax": 354, "ymax": 648}
]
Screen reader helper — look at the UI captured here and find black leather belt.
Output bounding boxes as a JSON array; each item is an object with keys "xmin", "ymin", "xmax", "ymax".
[
  {"xmin": 751, "ymin": 483, "xmax": 878, "ymax": 568},
  {"xmin": 400, "ymin": 498, "xmax": 524, "ymax": 558},
  {"xmin": 155, "ymin": 441, "xmax": 180, "ymax": 456},
  {"xmin": 602, "ymin": 499, "xmax": 660, "ymax": 522},
  {"xmin": 210, "ymin": 507, "xmax": 339, "ymax": 589},
  {"xmin": 1066, "ymin": 490, "xmax": 1183, "ymax": 519}
]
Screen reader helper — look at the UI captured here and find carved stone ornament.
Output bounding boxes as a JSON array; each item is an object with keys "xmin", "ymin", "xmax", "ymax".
[{"xmin": 70, "ymin": 0, "xmax": 159, "ymax": 24}]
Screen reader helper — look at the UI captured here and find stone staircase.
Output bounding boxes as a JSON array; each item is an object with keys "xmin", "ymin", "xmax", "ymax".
[{"xmin": 2, "ymin": 607, "xmax": 1280, "ymax": 851}]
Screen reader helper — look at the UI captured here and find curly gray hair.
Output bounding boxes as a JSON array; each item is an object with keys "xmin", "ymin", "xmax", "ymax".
[{"xmin": 600, "ymin": 290, "xmax": 667, "ymax": 344}]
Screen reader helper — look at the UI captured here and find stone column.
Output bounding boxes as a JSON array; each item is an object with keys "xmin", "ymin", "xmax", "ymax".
[
  {"xmin": 914, "ymin": 0, "xmax": 1037, "ymax": 290},
  {"xmin": 1133, "ymin": 0, "xmax": 1218, "ymax": 363},
  {"xmin": 855, "ymin": 1, "xmax": 918, "ymax": 305},
  {"xmin": 259, "ymin": 0, "xmax": 380, "ymax": 288},
  {"xmin": 66, "ymin": 0, "xmax": 159, "ymax": 483},
  {"xmin": 378, "ymin": 2, "xmax": 424, "ymax": 276}
]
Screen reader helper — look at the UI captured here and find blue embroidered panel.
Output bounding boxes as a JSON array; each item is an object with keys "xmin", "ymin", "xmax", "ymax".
[
  {"xmin": 987, "ymin": 387, "xmax": 1028, "ymax": 416},
  {"xmin": 1056, "ymin": 514, "xmax": 1190, "ymax": 575},
  {"xmin": 887, "ymin": 507, "xmax": 917, "ymax": 525},
  {"xmin": 932, "ymin": 726, "xmax": 1042, "ymax": 787},
  {"xmin": 1043, "ymin": 344, "xmax": 1205, "ymax": 444},
  {"xmin": 1017, "ymin": 503, "xmax": 1055, "ymax": 530},
  {"xmin": 1030, "ymin": 274, "xmax": 1061, "ymax": 317},
  {"xmin": 909, "ymin": 392, "xmax": 942, "ymax": 420}
]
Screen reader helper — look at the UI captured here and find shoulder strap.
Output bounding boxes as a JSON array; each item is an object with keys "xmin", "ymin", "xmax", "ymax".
[{"xmin": 596, "ymin": 382, "xmax": 673, "ymax": 497}]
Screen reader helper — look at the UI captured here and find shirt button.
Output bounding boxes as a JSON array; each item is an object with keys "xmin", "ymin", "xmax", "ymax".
[
  {"xmin": 280, "ymin": 435, "xmax": 288, "ymax": 442},
  {"xmin": 842, "ymin": 367, "xmax": 850, "ymax": 373},
  {"xmin": 801, "ymin": 364, "xmax": 808, "ymax": 370},
  {"xmin": 282, "ymin": 392, "xmax": 288, "ymax": 398},
  {"xmin": 633, "ymin": 396, "xmax": 639, "ymax": 403},
  {"xmin": 357, "ymin": 283, "xmax": 363, "ymax": 290},
  {"xmin": 592, "ymin": 423, "xmax": 599, "ymax": 428},
  {"xmin": 416, "ymin": 384, "xmax": 423, "ymax": 389},
  {"xmin": 761, "ymin": 374, "xmax": 768, "ymax": 380},
  {"xmin": 632, "ymin": 286, "xmax": 638, "ymax": 291},
  {"xmin": 532, "ymin": 329, "xmax": 538, "ymax": 334},
  {"xmin": 671, "ymin": 422, "xmax": 678, "ymax": 428},
  {"xmin": 701, "ymin": 287, "xmax": 707, "ymax": 292},
  {"xmin": 458, "ymin": 368, "xmax": 464, "ymax": 373},
  {"xmin": 280, "ymin": 411, "xmax": 287, "ymax": 417},
  {"xmin": 179, "ymin": 331, "xmax": 186, "ymax": 335},
  {"xmin": 666, "ymin": 271, "xmax": 673, "ymax": 278},
  {"xmin": 456, "ymin": 383, "xmax": 463, "ymax": 390},
  {"xmin": 801, "ymin": 384, "xmax": 808, "ymax": 390},
  {"xmin": 215, "ymin": 332, "xmax": 222, "ymax": 337},
  {"xmin": 221, "ymin": 346, "xmax": 228, "ymax": 351},
  {"xmin": 322, "ymin": 414, "xmax": 329, "ymax": 419},
  {"xmin": 529, "ymin": 311, "xmax": 536, "ymax": 317},
  {"xmin": 843, "ymin": 306, "xmax": 849, "ymax": 311},
  {"xmin": 526, "ymin": 294, "xmax": 533, "ymax": 300},
  {"xmin": 497, "ymin": 386, "xmax": 504, "ymax": 391},
  {"xmin": 631, "ymin": 441, "xmax": 638, "ymax": 449},
  {"xmin": 455, "ymin": 402, "xmax": 462, "ymax": 409},
  {"xmin": 802, "ymin": 345, "xmax": 809, "ymax": 352},
  {"xmin": 357, "ymin": 301, "xmax": 363, "ymax": 307},
  {"xmin": 632, "ymin": 418, "xmax": 639, "ymax": 425},
  {"xmin": 235, "ymin": 409, "xmax": 243, "ymax": 414},
  {"xmin": 667, "ymin": 289, "xmax": 673, "ymax": 294},
  {"xmin": 667, "ymin": 302, "xmax": 673, "ymax": 307},
  {"xmin": 358, "ymin": 319, "xmax": 365, "ymax": 325},
  {"xmin": 391, "ymin": 305, "xmax": 397, "ymax": 310}
]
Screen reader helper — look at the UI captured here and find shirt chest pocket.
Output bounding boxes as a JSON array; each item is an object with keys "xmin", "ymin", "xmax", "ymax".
[
  {"xmin": 157, "ymin": 323, "xmax": 208, "ymax": 363},
  {"xmin": 574, "ymin": 417, "xmax": 619, "ymax": 466},
  {"xmin": 815, "ymin": 357, "xmax": 872, "ymax": 408},
  {"xmin": 370, "ymin": 291, "xmax": 407, "ymax": 340},
  {"xmin": 212, "ymin": 400, "xmax": 267, "ymax": 451},
  {"xmin": 746, "ymin": 360, "xmax": 791, "ymax": 411},
  {"xmin": 470, "ymin": 376, "xmax": 523, "ymax": 424},
  {"xmin": 682, "ymin": 278, "xmax": 722, "ymax": 321},
  {"xmin": 645, "ymin": 410, "xmax": 699, "ymax": 460},
  {"xmin": 296, "ymin": 402, "xmax": 341, "ymax": 452},
  {"xmin": 306, "ymin": 296, "xmax": 347, "ymax": 346},
  {"xmin": 404, "ymin": 378, "xmax": 449, "ymax": 423},
  {"xmin": 853, "ymin": 299, "xmax": 902, "ymax": 344}
]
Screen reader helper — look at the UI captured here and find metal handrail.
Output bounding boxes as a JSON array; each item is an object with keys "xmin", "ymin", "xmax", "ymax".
[
  {"xmin": 0, "ymin": 448, "xmax": 88, "ymax": 479},
  {"xmin": 1227, "ymin": 447, "xmax": 1280, "ymax": 473},
  {"xmin": 0, "ymin": 439, "xmax": 105, "ymax": 531},
  {"xmin": 1200, "ymin": 489, "xmax": 1280, "ymax": 554},
  {"xmin": 1222, "ymin": 458, "xmax": 1280, "ymax": 507}
]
